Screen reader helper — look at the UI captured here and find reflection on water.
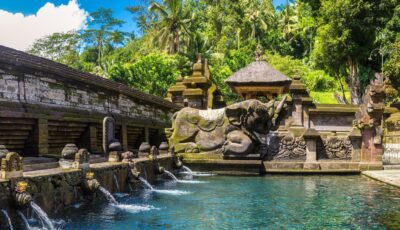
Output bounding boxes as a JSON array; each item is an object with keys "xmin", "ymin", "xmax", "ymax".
[{"xmin": 57, "ymin": 175, "xmax": 400, "ymax": 230}]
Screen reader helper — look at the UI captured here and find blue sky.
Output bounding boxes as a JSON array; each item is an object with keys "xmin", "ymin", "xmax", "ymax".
[
  {"xmin": 0, "ymin": 0, "xmax": 287, "ymax": 50},
  {"xmin": 0, "ymin": 0, "xmax": 286, "ymax": 32}
]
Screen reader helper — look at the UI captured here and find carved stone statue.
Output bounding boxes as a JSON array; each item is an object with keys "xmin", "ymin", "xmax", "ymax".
[
  {"xmin": 322, "ymin": 135, "xmax": 352, "ymax": 159},
  {"xmin": 166, "ymin": 98, "xmax": 287, "ymax": 156},
  {"xmin": 1, "ymin": 152, "xmax": 23, "ymax": 179}
]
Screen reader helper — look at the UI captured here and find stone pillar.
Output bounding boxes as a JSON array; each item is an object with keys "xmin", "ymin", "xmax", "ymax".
[
  {"xmin": 38, "ymin": 118, "xmax": 48, "ymax": 156},
  {"xmin": 349, "ymin": 129, "xmax": 362, "ymax": 162},
  {"xmin": 121, "ymin": 123, "xmax": 128, "ymax": 151},
  {"xmin": 89, "ymin": 125, "xmax": 98, "ymax": 153},
  {"xmin": 303, "ymin": 129, "xmax": 320, "ymax": 170},
  {"xmin": 292, "ymin": 99, "xmax": 303, "ymax": 126},
  {"xmin": 144, "ymin": 127, "xmax": 150, "ymax": 143}
]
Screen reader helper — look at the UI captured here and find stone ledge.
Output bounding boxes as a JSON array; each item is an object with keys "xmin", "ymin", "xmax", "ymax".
[{"xmin": 362, "ymin": 170, "xmax": 400, "ymax": 188}]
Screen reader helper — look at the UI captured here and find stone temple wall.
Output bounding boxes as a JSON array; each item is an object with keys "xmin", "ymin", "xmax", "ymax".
[{"xmin": 0, "ymin": 45, "xmax": 180, "ymax": 157}]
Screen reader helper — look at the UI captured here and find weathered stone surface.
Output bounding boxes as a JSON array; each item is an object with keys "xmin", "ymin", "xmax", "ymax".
[{"xmin": 167, "ymin": 98, "xmax": 287, "ymax": 156}]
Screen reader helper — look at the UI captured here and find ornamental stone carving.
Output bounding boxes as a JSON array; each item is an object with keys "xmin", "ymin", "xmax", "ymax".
[
  {"xmin": 322, "ymin": 135, "xmax": 352, "ymax": 159},
  {"xmin": 270, "ymin": 135, "xmax": 306, "ymax": 160}
]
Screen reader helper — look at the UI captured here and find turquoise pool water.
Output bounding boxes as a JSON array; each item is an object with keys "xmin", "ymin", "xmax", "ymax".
[{"xmin": 56, "ymin": 174, "xmax": 400, "ymax": 229}]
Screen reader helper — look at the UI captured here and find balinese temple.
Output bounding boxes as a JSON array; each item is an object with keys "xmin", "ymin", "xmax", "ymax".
[
  {"xmin": 166, "ymin": 56, "xmax": 225, "ymax": 109},
  {"xmin": 225, "ymin": 46, "xmax": 292, "ymax": 100}
]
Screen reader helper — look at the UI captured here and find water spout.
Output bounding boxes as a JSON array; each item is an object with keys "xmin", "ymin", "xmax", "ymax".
[
  {"xmin": 113, "ymin": 174, "xmax": 120, "ymax": 192},
  {"xmin": 139, "ymin": 176, "xmax": 154, "ymax": 190},
  {"xmin": 1, "ymin": 209, "xmax": 14, "ymax": 230},
  {"xmin": 99, "ymin": 186, "xmax": 118, "ymax": 205},
  {"xmin": 18, "ymin": 211, "xmax": 31, "ymax": 230},
  {"xmin": 29, "ymin": 201, "xmax": 55, "ymax": 230},
  {"xmin": 164, "ymin": 170, "xmax": 178, "ymax": 182},
  {"xmin": 181, "ymin": 165, "xmax": 193, "ymax": 179}
]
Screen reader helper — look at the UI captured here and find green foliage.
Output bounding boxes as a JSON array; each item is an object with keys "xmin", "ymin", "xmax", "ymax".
[
  {"xmin": 266, "ymin": 52, "xmax": 338, "ymax": 92},
  {"xmin": 27, "ymin": 0, "xmax": 400, "ymax": 104},
  {"xmin": 109, "ymin": 53, "xmax": 180, "ymax": 97}
]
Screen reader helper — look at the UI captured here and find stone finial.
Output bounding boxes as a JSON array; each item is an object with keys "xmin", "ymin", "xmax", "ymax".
[
  {"xmin": 159, "ymin": 142, "xmax": 169, "ymax": 155},
  {"xmin": 138, "ymin": 142, "xmax": 151, "ymax": 158},
  {"xmin": 61, "ymin": 144, "xmax": 78, "ymax": 160}
]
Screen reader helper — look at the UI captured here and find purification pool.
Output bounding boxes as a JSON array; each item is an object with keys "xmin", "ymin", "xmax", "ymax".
[{"xmin": 50, "ymin": 174, "xmax": 400, "ymax": 230}]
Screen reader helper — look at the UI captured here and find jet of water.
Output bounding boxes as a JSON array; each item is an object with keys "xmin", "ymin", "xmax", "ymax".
[
  {"xmin": 1, "ymin": 209, "xmax": 14, "ymax": 230},
  {"xmin": 164, "ymin": 170, "xmax": 178, "ymax": 182},
  {"xmin": 113, "ymin": 174, "xmax": 120, "ymax": 192},
  {"xmin": 30, "ymin": 201, "xmax": 55, "ymax": 230},
  {"xmin": 17, "ymin": 211, "xmax": 31, "ymax": 230},
  {"xmin": 181, "ymin": 165, "xmax": 193, "ymax": 179},
  {"xmin": 139, "ymin": 176, "xmax": 154, "ymax": 190},
  {"xmin": 99, "ymin": 186, "xmax": 118, "ymax": 205}
]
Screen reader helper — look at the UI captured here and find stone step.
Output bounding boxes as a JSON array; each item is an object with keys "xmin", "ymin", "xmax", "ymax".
[{"xmin": 383, "ymin": 165, "xmax": 400, "ymax": 170}]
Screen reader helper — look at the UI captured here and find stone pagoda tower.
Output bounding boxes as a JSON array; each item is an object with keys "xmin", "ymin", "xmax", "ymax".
[{"xmin": 166, "ymin": 56, "xmax": 225, "ymax": 109}]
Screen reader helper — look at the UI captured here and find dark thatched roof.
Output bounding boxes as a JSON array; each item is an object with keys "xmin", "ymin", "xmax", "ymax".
[{"xmin": 225, "ymin": 60, "xmax": 291, "ymax": 86}]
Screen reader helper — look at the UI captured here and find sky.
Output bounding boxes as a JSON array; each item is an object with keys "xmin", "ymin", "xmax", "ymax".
[{"xmin": 0, "ymin": 0, "xmax": 287, "ymax": 51}]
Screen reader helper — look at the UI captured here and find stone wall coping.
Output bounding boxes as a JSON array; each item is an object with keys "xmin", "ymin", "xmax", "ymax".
[{"xmin": 0, "ymin": 45, "xmax": 181, "ymax": 111}]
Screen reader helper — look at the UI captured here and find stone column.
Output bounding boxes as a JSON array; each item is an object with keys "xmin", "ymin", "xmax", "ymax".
[
  {"xmin": 121, "ymin": 123, "xmax": 128, "ymax": 151},
  {"xmin": 292, "ymin": 99, "xmax": 303, "ymax": 126},
  {"xmin": 303, "ymin": 129, "xmax": 320, "ymax": 170},
  {"xmin": 89, "ymin": 125, "xmax": 98, "ymax": 153},
  {"xmin": 144, "ymin": 127, "xmax": 150, "ymax": 143},
  {"xmin": 349, "ymin": 129, "xmax": 362, "ymax": 162},
  {"xmin": 37, "ymin": 118, "xmax": 48, "ymax": 156}
]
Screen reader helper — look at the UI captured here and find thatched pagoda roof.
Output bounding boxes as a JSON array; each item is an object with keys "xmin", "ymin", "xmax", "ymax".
[{"xmin": 225, "ymin": 60, "xmax": 291, "ymax": 86}]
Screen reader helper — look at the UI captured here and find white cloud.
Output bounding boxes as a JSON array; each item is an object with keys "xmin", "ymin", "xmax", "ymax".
[{"xmin": 0, "ymin": 0, "xmax": 88, "ymax": 51}]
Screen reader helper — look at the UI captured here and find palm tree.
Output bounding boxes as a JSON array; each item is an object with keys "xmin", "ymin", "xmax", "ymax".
[
  {"xmin": 278, "ymin": 0, "xmax": 299, "ymax": 42},
  {"xmin": 149, "ymin": 0, "xmax": 193, "ymax": 54}
]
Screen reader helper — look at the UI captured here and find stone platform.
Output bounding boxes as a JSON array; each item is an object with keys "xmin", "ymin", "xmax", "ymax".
[
  {"xmin": 0, "ymin": 155, "xmax": 174, "ymax": 213},
  {"xmin": 362, "ymin": 170, "xmax": 400, "ymax": 188}
]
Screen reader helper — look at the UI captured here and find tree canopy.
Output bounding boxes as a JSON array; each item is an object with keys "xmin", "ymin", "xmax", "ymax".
[{"xmin": 28, "ymin": 0, "xmax": 400, "ymax": 104}]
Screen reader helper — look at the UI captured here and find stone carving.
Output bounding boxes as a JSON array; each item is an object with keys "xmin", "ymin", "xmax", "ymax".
[
  {"xmin": 322, "ymin": 135, "xmax": 352, "ymax": 159},
  {"xmin": 14, "ymin": 181, "xmax": 32, "ymax": 207},
  {"xmin": 154, "ymin": 162, "xmax": 165, "ymax": 175},
  {"xmin": 121, "ymin": 151, "xmax": 135, "ymax": 162},
  {"xmin": 82, "ymin": 172, "xmax": 100, "ymax": 193},
  {"xmin": 167, "ymin": 97, "xmax": 287, "ymax": 156},
  {"xmin": 138, "ymin": 142, "xmax": 150, "ymax": 158},
  {"xmin": 75, "ymin": 149, "xmax": 90, "ymax": 169},
  {"xmin": 353, "ymin": 75, "xmax": 385, "ymax": 144},
  {"xmin": 268, "ymin": 135, "xmax": 306, "ymax": 160},
  {"xmin": 149, "ymin": 146, "xmax": 159, "ymax": 159},
  {"xmin": 1, "ymin": 152, "xmax": 23, "ymax": 179},
  {"xmin": 0, "ymin": 145, "xmax": 8, "ymax": 159}
]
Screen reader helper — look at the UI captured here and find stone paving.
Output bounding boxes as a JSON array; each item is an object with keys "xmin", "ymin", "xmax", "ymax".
[{"xmin": 362, "ymin": 170, "xmax": 400, "ymax": 188}]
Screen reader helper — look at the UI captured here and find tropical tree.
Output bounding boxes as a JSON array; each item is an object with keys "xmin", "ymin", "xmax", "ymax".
[
  {"xmin": 82, "ymin": 8, "xmax": 127, "ymax": 69},
  {"xmin": 28, "ymin": 31, "xmax": 81, "ymax": 66},
  {"xmin": 149, "ymin": 0, "xmax": 194, "ymax": 54}
]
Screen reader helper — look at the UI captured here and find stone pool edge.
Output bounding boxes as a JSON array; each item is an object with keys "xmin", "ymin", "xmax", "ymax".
[{"xmin": 362, "ymin": 170, "xmax": 400, "ymax": 188}]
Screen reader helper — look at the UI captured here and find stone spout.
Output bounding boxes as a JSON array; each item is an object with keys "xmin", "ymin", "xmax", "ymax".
[
  {"xmin": 14, "ymin": 181, "xmax": 32, "ymax": 207},
  {"xmin": 173, "ymin": 156, "xmax": 183, "ymax": 169},
  {"xmin": 82, "ymin": 172, "xmax": 100, "ymax": 193},
  {"xmin": 154, "ymin": 162, "xmax": 165, "ymax": 175},
  {"xmin": 128, "ymin": 163, "xmax": 141, "ymax": 182}
]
